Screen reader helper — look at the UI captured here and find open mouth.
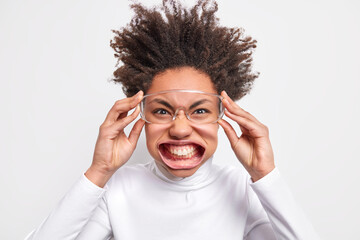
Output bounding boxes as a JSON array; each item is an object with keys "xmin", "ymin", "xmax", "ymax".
[{"xmin": 158, "ymin": 142, "xmax": 205, "ymax": 169}]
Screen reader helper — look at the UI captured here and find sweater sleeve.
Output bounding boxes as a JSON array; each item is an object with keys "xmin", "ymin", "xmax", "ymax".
[
  {"xmin": 245, "ymin": 168, "xmax": 320, "ymax": 240},
  {"xmin": 24, "ymin": 174, "xmax": 112, "ymax": 240}
]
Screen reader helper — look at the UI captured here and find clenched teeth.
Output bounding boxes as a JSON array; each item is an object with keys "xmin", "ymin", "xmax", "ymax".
[{"xmin": 164, "ymin": 144, "xmax": 199, "ymax": 158}]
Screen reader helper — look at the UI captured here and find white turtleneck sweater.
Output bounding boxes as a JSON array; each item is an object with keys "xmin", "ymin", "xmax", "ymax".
[{"xmin": 25, "ymin": 157, "xmax": 319, "ymax": 240}]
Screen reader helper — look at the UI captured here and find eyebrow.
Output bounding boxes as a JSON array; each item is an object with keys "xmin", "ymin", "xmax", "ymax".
[
  {"xmin": 189, "ymin": 99, "xmax": 211, "ymax": 109},
  {"xmin": 149, "ymin": 98, "xmax": 174, "ymax": 111},
  {"xmin": 148, "ymin": 98, "xmax": 211, "ymax": 110}
]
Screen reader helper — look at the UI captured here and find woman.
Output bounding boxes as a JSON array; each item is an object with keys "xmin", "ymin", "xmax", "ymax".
[{"xmin": 26, "ymin": 0, "xmax": 319, "ymax": 239}]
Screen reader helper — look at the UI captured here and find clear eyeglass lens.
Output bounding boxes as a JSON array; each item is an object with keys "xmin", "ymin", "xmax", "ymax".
[{"xmin": 140, "ymin": 91, "xmax": 223, "ymax": 124}]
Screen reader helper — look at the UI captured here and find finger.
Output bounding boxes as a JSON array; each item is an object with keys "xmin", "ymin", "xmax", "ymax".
[
  {"xmin": 221, "ymin": 91, "xmax": 260, "ymax": 124},
  {"xmin": 225, "ymin": 110, "xmax": 269, "ymax": 138},
  {"xmin": 224, "ymin": 110, "xmax": 260, "ymax": 134},
  {"xmin": 117, "ymin": 111, "xmax": 128, "ymax": 121},
  {"xmin": 239, "ymin": 125, "xmax": 250, "ymax": 135},
  {"xmin": 110, "ymin": 105, "xmax": 141, "ymax": 132},
  {"xmin": 104, "ymin": 91, "xmax": 143, "ymax": 125},
  {"xmin": 128, "ymin": 119, "xmax": 146, "ymax": 145},
  {"xmin": 218, "ymin": 119, "xmax": 239, "ymax": 147}
]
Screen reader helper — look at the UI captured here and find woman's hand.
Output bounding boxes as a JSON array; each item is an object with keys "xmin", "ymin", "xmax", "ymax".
[
  {"xmin": 218, "ymin": 91, "xmax": 275, "ymax": 182},
  {"xmin": 85, "ymin": 91, "xmax": 145, "ymax": 187}
]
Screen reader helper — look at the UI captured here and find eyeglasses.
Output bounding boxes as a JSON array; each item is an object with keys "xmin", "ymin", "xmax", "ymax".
[{"xmin": 140, "ymin": 89, "xmax": 224, "ymax": 124}]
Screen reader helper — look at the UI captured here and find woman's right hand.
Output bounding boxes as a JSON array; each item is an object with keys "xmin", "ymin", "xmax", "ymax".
[{"xmin": 85, "ymin": 91, "xmax": 145, "ymax": 187}]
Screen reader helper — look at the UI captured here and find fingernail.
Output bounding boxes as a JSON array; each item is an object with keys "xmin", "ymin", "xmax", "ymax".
[
  {"xmin": 223, "ymin": 90, "xmax": 229, "ymax": 97},
  {"xmin": 134, "ymin": 90, "xmax": 143, "ymax": 100}
]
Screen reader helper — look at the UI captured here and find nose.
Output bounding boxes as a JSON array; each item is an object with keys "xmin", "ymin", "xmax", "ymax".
[{"xmin": 169, "ymin": 111, "xmax": 193, "ymax": 139}]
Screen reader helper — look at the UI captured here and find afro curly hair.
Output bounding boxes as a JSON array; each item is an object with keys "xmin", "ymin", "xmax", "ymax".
[{"xmin": 110, "ymin": 0, "xmax": 258, "ymax": 100}]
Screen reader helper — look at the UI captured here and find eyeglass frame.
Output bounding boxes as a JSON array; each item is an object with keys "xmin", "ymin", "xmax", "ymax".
[{"xmin": 139, "ymin": 89, "xmax": 225, "ymax": 124}]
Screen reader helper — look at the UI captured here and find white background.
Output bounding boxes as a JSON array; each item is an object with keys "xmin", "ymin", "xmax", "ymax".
[{"xmin": 1, "ymin": 0, "xmax": 359, "ymax": 239}]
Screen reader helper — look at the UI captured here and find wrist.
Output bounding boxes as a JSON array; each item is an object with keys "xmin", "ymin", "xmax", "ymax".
[
  {"xmin": 85, "ymin": 165, "xmax": 115, "ymax": 188},
  {"xmin": 248, "ymin": 166, "xmax": 276, "ymax": 182}
]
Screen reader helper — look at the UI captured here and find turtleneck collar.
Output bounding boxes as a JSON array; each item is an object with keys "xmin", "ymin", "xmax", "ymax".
[{"xmin": 151, "ymin": 156, "xmax": 217, "ymax": 189}]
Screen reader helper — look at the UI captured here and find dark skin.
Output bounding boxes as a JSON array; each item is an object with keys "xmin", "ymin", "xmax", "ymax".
[
  {"xmin": 219, "ymin": 90, "xmax": 275, "ymax": 182},
  {"xmin": 85, "ymin": 67, "xmax": 275, "ymax": 187},
  {"xmin": 85, "ymin": 91, "xmax": 145, "ymax": 187}
]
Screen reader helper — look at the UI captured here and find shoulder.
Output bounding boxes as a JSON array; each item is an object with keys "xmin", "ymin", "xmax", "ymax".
[
  {"xmin": 212, "ymin": 164, "xmax": 251, "ymax": 189},
  {"xmin": 209, "ymin": 164, "xmax": 253, "ymax": 206},
  {"xmin": 106, "ymin": 162, "xmax": 154, "ymax": 189}
]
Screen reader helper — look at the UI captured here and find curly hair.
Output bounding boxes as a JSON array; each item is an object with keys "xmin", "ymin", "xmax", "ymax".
[{"xmin": 110, "ymin": 0, "xmax": 258, "ymax": 100}]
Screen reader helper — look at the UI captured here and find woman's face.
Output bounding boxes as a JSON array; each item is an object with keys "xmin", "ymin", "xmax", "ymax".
[{"xmin": 145, "ymin": 67, "xmax": 219, "ymax": 178}]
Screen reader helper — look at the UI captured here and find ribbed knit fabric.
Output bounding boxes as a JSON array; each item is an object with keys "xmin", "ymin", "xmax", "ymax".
[{"xmin": 25, "ymin": 157, "xmax": 319, "ymax": 240}]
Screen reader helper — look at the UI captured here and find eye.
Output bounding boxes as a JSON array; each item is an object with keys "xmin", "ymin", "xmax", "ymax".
[
  {"xmin": 193, "ymin": 108, "xmax": 210, "ymax": 114},
  {"xmin": 153, "ymin": 108, "xmax": 170, "ymax": 115}
]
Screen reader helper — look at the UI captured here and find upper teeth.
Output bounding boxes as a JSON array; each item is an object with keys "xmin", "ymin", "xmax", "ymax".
[{"xmin": 168, "ymin": 145, "xmax": 197, "ymax": 156}]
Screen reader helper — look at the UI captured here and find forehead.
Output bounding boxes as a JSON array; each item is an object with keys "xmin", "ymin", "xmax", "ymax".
[
  {"xmin": 147, "ymin": 67, "xmax": 217, "ymax": 94},
  {"xmin": 145, "ymin": 91, "xmax": 218, "ymax": 107}
]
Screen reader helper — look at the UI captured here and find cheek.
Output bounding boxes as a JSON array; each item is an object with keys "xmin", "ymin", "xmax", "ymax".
[
  {"xmin": 145, "ymin": 123, "xmax": 165, "ymax": 138},
  {"xmin": 145, "ymin": 124, "xmax": 167, "ymax": 151},
  {"xmin": 192, "ymin": 124, "xmax": 219, "ymax": 150}
]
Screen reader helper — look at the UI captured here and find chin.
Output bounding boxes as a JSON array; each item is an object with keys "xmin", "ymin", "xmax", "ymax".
[{"xmin": 157, "ymin": 140, "xmax": 206, "ymax": 177}]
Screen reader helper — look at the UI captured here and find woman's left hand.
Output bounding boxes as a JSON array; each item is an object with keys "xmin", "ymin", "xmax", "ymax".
[{"xmin": 218, "ymin": 91, "xmax": 275, "ymax": 182}]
